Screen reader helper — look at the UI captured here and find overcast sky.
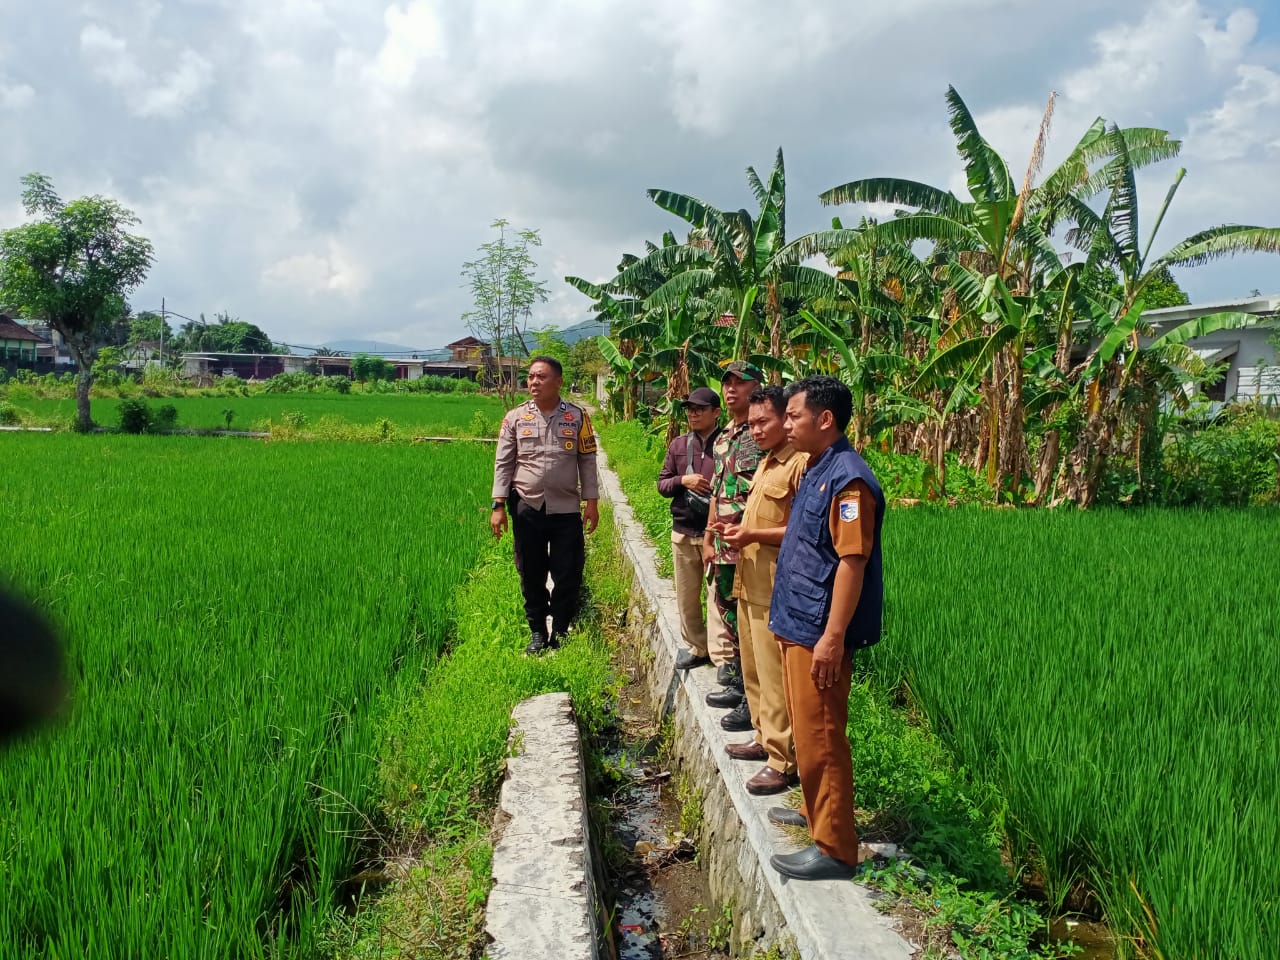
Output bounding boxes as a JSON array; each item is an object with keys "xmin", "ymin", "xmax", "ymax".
[{"xmin": 1, "ymin": 0, "xmax": 1278, "ymax": 350}]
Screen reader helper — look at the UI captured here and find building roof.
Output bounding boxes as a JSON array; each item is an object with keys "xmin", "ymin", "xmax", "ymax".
[
  {"xmin": 445, "ymin": 335, "xmax": 488, "ymax": 348},
  {"xmin": 0, "ymin": 316, "xmax": 47, "ymax": 343},
  {"xmin": 1143, "ymin": 294, "xmax": 1280, "ymax": 325}
]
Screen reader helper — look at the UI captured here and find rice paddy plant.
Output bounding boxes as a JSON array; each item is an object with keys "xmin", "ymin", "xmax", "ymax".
[
  {"xmin": 9, "ymin": 392, "xmax": 505, "ymax": 435},
  {"xmin": 874, "ymin": 506, "xmax": 1280, "ymax": 959},
  {"xmin": 0, "ymin": 434, "xmax": 492, "ymax": 958}
]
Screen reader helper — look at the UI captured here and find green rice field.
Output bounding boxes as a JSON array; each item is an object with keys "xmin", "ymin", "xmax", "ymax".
[
  {"xmin": 1, "ymin": 392, "xmax": 506, "ymax": 434},
  {"xmin": 877, "ymin": 507, "xmax": 1280, "ymax": 959},
  {"xmin": 0, "ymin": 433, "xmax": 493, "ymax": 957}
]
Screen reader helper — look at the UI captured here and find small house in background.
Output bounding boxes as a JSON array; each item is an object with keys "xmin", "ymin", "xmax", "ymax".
[
  {"xmin": 0, "ymin": 315, "xmax": 51, "ymax": 374},
  {"xmin": 1140, "ymin": 294, "xmax": 1279, "ymax": 404},
  {"xmin": 446, "ymin": 336, "xmax": 491, "ymax": 362}
]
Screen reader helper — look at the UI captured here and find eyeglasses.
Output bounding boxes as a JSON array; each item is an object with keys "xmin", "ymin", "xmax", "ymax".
[{"xmin": 686, "ymin": 405, "xmax": 714, "ymax": 413}]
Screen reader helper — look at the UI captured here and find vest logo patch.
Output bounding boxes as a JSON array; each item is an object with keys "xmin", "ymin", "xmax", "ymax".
[
  {"xmin": 561, "ymin": 427, "xmax": 576, "ymax": 437},
  {"xmin": 839, "ymin": 500, "xmax": 859, "ymax": 522},
  {"xmin": 563, "ymin": 440, "xmax": 575, "ymax": 450},
  {"xmin": 520, "ymin": 428, "xmax": 534, "ymax": 437}
]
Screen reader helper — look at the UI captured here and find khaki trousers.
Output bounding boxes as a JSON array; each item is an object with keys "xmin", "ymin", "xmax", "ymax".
[
  {"xmin": 704, "ymin": 563, "xmax": 738, "ymax": 666},
  {"xmin": 737, "ymin": 598, "xmax": 795, "ymax": 775},
  {"xmin": 671, "ymin": 532, "xmax": 710, "ymax": 659},
  {"xmin": 780, "ymin": 640, "xmax": 859, "ymax": 865}
]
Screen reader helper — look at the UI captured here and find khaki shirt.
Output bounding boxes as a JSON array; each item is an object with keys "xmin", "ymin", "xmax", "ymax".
[
  {"xmin": 733, "ymin": 443, "xmax": 806, "ymax": 604},
  {"xmin": 492, "ymin": 398, "xmax": 599, "ymax": 513}
]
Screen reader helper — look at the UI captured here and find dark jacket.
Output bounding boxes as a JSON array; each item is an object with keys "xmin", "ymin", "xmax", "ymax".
[
  {"xmin": 768, "ymin": 437, "xmax": 885, "ymax": 650},
  {"xmin": 658, "ymin": 427, "xmax": 721, "ymax": 537}
]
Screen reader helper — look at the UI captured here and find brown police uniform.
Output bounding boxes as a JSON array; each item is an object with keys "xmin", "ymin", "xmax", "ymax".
[
  {"xmin": 732, "ymin": 443, "xmax": 806, "ymax": 775},
  {"xmin": 492, "ymin": 398, "xmax": 599, "ymax": 635}
]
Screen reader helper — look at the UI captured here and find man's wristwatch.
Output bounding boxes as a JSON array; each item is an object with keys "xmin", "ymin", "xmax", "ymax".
[{"xmin": 493, "ymin": 500, "xmax": 506, "ymax": 510}]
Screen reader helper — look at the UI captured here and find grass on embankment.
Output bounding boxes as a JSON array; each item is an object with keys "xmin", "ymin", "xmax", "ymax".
[{"xmin": 330, "ymin": 502, "xmax": 627, "ymax": 959}]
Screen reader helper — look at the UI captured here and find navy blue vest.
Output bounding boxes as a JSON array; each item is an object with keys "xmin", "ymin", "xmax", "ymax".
[{"xmin": 768, "ymin": 437, "xmax": 884, "ymax": 650}]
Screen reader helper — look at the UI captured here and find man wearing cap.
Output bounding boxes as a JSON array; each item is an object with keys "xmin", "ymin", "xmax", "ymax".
[
  {"xmin": 657, "ymin": 387, "xmax": 723, "ymax": 671},
  {"xmin": 766, "ymin": 376, "xmax": 885, "ymax": 881},
  {"xmin": 491, "ymin": 356, "xmax": 600, "ymax": 656},
  {"xmin": 719, "ymin": 384, "xmax": 805, "ymax": 795},
  {"xmin": 702, "ymin": 361, "xmax": 763, "ymax": 723}
]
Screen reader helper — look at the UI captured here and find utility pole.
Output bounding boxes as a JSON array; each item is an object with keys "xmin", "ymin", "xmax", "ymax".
[{"xmin": 160, "ymin": 297, "xmax": 166, "ymax": 368}]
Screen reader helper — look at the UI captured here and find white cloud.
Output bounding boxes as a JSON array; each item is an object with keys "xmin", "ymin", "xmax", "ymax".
[
  {"xmin": 262, "ymin": 243, "xmax": 370, "ymax": 298},
  {"xmin": 78, "ymin": 22, "xmax": 212, "ymax": 118},
  {"xmin": 0, "ymin": 80, "xmax": 34, "ymax": 110}
]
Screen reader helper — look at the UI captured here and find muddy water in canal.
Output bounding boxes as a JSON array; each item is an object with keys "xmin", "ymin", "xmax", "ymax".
[{"xmin": 596, "ymin": 677, "xmax": 730, "ymax": 960}]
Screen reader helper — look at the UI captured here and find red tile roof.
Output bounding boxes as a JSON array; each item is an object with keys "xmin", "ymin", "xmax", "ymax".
[{"xmin": 0, "ymin": 316, "xmax": 46, "ymax": 343}]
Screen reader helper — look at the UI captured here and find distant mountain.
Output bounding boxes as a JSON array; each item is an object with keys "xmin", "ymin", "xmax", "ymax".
[{"xmin": 551, "ymin": 317, "xmax": 608, "ymax": 346}]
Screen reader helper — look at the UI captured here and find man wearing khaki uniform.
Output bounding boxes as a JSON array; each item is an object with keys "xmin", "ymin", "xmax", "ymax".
[
  {"xmin": 721, "ymin": 385, "xmax": 806, "ymax": 795},
  {"xmin": 491, "ymin": 357, "xmax": 599, "ymax": 656}
]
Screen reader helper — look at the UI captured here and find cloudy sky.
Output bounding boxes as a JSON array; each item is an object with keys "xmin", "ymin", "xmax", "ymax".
[{"xmin": 1, "ymin": 0, "xmax": 1278, "ymax": 350}]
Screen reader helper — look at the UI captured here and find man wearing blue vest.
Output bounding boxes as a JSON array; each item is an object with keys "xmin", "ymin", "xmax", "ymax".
[{"xmin": 766, "ymin": 376, "xmax": 885, "ymax": 881}]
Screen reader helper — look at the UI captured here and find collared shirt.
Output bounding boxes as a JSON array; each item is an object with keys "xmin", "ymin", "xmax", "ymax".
[
  {"xmin": 733, "ymin": 443, "xmax": 806, "ymax": 604},
  {"xmin": 709, "ymin": 418, "xmax": 762, "ymax": 564},
  {"xmin": 657, "ymin": 427, "xmax": 722, "ymax": 537},
  {"xmin": 492, "ymin": 398, "xmax": 599, "ymax": 513}
]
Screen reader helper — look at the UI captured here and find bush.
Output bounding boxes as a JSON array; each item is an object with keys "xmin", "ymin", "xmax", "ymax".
[
  {"xmin": 153, "ymin": 404, "xmax": 179, "ymax": 432},
  {"xmin": 1159, "ymin": 404, "xmax": 1280, "ymax": 506},
  {"xmin": 118, "ymin": 397, "xmax": 153, "ymax": 434},
  {"xmin": 0, "ymin": 402, "xmax": 21, "ymax": 426}
]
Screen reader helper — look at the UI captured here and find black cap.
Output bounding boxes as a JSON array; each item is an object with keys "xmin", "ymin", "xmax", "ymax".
[{"xmin": 681, "ymin": 386, "xmax": 721, "ymax": 408}]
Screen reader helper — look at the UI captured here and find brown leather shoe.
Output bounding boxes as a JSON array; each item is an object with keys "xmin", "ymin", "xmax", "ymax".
[
  {"xmin": 724, "ymin": 740, "xmax": 767, "ymax": 761},
  {"xmin": 745, "ymin": 766, "xmax": 798, "ymax": 796}
]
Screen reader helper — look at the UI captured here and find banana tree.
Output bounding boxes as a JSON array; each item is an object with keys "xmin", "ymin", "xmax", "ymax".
[
  {"xmin": 619, "ymin": 149, "xmax": 854, "ymax": 371},
  {"xmin": 1054, "ymin": 124, "xmax": 1280, "ymax": 504}
]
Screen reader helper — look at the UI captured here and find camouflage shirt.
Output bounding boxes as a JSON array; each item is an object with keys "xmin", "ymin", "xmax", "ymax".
[{"xmin": 709, "ymin": 418, "xmax": 762, "ymax": 564}]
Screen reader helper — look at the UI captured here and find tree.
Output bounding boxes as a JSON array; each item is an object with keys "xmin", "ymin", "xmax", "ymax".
[
  {"xmin": 170, "ymin": 311, "xmax": 277, "ymax": 355},
  {"xmin": 461, "ymin": 219, "xmax": 549, "ymax": 407},
  {"xmin": 0, "ymin": 174, "xmax": 153, "ymax": 429},
  {"xmin": 128, "ymin": 310, "xmax": 173, "ymax": 346},
  {"xmin": 351, "ymin": 352, "xmax": 393, "ymax": 383},
  {"xmin": 531, "ymin": 326, "xmax": 574, "ymax": 385}
]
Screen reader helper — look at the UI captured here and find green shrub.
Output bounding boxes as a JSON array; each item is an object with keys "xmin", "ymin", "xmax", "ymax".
[
  {"xmin": 153, "ymin": 404, "xmax": 179, "ymax": 432},
  {"xmin": 1159, "ymin": 404, "xmax": 1280, "ymax": 506},
  {"xmin": 118, "ymin": 397, "xmax": 153, "ymax": 434},
  {"xmin": 0, "ymin": 401, "xmax": 21, "ymax": 425}
]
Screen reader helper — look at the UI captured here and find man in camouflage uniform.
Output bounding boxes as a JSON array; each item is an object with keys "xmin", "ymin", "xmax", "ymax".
[{"xmin": 701, "ymin": 361, "xmax": 763, "ymax": 725}]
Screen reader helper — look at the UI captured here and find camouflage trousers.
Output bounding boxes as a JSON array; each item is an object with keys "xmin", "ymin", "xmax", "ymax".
[{"xmin": 706, "ymin": 563, "xmax": 739, "ymax": 663}]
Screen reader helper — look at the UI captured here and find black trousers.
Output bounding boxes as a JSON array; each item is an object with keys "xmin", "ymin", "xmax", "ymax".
[{"xmin": 510, "ymin": 496, "xmax": 585, "ymax": 635}]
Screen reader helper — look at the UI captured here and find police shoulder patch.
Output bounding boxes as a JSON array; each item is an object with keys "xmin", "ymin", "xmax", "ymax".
[{"xmin": 838, "ymin": 498, "xmax": 859, "ymax": 523}]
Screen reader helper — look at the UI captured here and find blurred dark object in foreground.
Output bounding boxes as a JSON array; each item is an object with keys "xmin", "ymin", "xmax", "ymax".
[{"xmin": 0, "ymin": 588, "xmax": 66, "ymax": 746}]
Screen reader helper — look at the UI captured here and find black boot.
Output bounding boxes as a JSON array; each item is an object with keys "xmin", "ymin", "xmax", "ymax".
[{"xmin": 525, "ymin": 631, "xmax": 553, "ymax": 656}]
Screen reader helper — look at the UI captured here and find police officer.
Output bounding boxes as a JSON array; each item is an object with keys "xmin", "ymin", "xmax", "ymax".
[
  {"xmin": 491, "ymin": 356, "xmax": 600, "ymax": 655},
  {"xmin": 766, "ymin": 376, "xmax": 885, "ymax": 881}
]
